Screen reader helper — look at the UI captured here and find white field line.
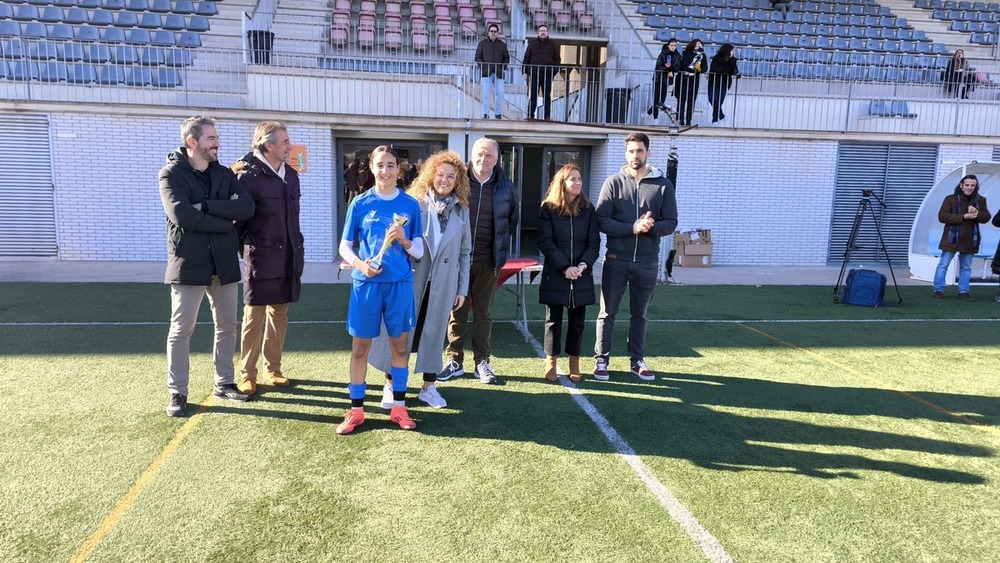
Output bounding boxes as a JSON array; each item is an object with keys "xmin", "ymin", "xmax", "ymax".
[
  {"xmin": 519, "ymin": 323, "xmax": 734, "ymax": 563},
  {"xmin": 4, "ymin": 317, "xmax": 1000, "ymax": 327}
]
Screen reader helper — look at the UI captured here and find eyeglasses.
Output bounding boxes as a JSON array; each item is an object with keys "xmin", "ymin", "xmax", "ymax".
[{"xmin": 489, "ymin": 30, "xmax": 497, "ymax": 33}]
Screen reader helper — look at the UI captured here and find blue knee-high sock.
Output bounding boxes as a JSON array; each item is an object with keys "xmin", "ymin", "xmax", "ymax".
[
  {"xmin": 390, "ymin": 366, "xmax": 408, "ymax": 404},
  {"xmin": 348, "ymin": 383, "xmax": 366, "ymax": 408}
]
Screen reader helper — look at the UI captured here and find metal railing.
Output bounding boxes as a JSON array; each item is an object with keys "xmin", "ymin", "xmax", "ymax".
[{"xmin": 2, "ymin": 37, "xmax": 999, "ymax": 137}]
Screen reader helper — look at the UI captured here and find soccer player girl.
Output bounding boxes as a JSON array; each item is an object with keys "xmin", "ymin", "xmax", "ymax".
[{"xmin": 336, "ymin": 145, "xmax": 424, "ymax": 434}]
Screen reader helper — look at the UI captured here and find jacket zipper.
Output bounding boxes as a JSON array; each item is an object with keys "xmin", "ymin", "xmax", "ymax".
[
  {"xmin": 569, "ymin": 212, "xmax": 575, "ymax": 309},
  {"xmin": 632, "ymin": 175, "xmax": 640, "ymax": 262}
]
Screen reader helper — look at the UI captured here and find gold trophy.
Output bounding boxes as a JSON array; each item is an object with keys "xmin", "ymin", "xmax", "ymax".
[{"xmin": 369, "ymin": 213, "xmax": 409, "ymax": 271}]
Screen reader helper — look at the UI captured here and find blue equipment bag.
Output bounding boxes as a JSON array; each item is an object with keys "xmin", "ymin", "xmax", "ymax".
[{"xmin": 841, "ymin": 268, "xmax": 886, "ymax": 307}]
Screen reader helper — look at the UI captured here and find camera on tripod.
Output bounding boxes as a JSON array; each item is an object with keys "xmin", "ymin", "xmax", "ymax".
[{"xmin": 861, "ymin": 189, "xmax": 875, "ymax": 196}]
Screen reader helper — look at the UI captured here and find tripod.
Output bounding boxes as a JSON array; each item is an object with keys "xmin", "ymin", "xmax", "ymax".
[{"xmin": 833, "ymin": 190, "xmax": 903, "ymax": 304}]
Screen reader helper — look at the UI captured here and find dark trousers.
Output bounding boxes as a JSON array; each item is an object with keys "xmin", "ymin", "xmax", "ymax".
[
  {"xmin": 651, "ymin": 74, "xmax": 670, "ymax": 118},
  {"xmin": 544, "ymin": 304, "xmax": 587, "ymax": 357},
  {"xmin": 674, "ymin": 74, "xmax": 700, "ymax": 126},
  {"xmin": 707, "ymin": 83, "xmax": 729, "ymax": 122},
  {"xmin": 528, "ymin": 68, "xmax": 555, "ymax": 120},
  {"xmin": 594, "ymin": 259, "xmax": 659, "ymax": 363},
  {"xmin": 446, "ymin": 261, "xmax": 498, "ymax": 366},
  {"xmin": 247, "ymin": 30, "xmax": 274, "ymax": 65}
]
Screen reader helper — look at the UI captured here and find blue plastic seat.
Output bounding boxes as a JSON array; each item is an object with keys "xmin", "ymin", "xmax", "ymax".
[
  {"xmin": 163, "ymin": 47, "xmax": 191, "ymax": 66},
  {"xmin": 29, "ymin": 40, "xmax": 59, "ymax": 60},
  {"xmin": 103, "ymin": 0, "xmax": 127, "ymax": 8},
  {"xmin": 163, "ymin": 15, "xmax": 186, "ymax": 31},
  {"xmin": 101, "ymin": 27, "xmax": 126, "ymax": 43},
  {"xmin": 63, "ymin": 7, "xmax": 88, "ymax": 25},
  {"xmin": 112, "ymin": 44, "xmax": 138, "ymax": 63},
  {"xmin": 138, "ymin": 46, "xmax": 164, "ymax": 65},
  {"xmin": 39, "ymin": 61, "xmax": 69, "ymax": 82},
  {"xmin": 76, "ymin": 26, "xmax": 102, "ymax": 41},
  {"xmin": 194, "ymin": 1, "xmax": 217, "ymax": 16},
  {"xmin": 39, "ymin": 6, "xmax": 64, "ymax": 23},
  {"xmin": 66, "ymin": 63, "xmax": 96, "ymax": 83},
  {"xmin": 150, "ymin": 0, "xmax": 172, "ymax": 13},
  {"xmin": 89, "ymin": 10, "xmax": 113, "ymax": 26},
  {"xmin": 22, "ymin": 23, "xmax": 48, "ymax": 38},
  {"xmin": 78, "ymin": 0, "xmax": 102, "ymax": 7},
  {"xmin": 97, "ymin": 65, "xmax": 125, "ymax": 84},
  {"xmin": 0, "ymin": 4, "xmax": 12, "ymax": 21},
  {"xmin": 126, "ymin": 29, "xmax": 152, "ymax": 44},
  {"xmin": 152, "ymin": 67, "xmax": 181, "ymax": 87},
  {"xmin": 125, "ymin": 67, "xmax": 153, "ymax": 85},
  {"xmin": 151, "ymin": 30, "xmax": 176, "ymax": 45},
  {"xmin": 890, "ymin": 101, "xmax": 916, "ymax": 117},
  {"xmin": 14, "ymin": 5, "xmax": 39, "ymax": 21},
  {"xmin": 84, "ymin": 44, "xmax": 111, "ymax": 63},
  {"xmin": 114, "ymin": 11, "xmax": 139, "ymax": 27},
  {"xmin": 11, "ymin": 61, "xmax": 40, "ymax": 81},
  {"xmin": 177, "ymin": 31, "xmax": 200, "ymax": 47},
  {"xmin": 139, "ymin": 13, "xmax": 162, "ymax": 29},
  {"xmin": 174, "ymin": 0, "xmax": 195, "ymax": 14},
  {"xmin": 126, "ymin": 0, "xmax": 150, "ymax": 11}
]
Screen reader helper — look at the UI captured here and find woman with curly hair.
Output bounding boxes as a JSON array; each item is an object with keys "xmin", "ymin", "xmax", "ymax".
[{"xmin": 369, "ymin": 150, "xmax": 472, "ymax": 409}]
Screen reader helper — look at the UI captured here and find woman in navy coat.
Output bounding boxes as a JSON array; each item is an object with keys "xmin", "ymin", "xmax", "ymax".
[{"xmin": 537, "ymin": 163, "xmax": 600, "ymax": 382}]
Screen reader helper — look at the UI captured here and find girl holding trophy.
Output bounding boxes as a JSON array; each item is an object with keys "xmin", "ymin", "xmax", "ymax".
[{"xmin": 336, "ymin": 146, "xmax": 423, "ymax": 435}]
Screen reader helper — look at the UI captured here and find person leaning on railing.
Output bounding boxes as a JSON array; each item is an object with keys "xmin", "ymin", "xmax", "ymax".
[
  {"xmin": 943, "ymin": 49, "xmax": 977, "ymax": 99},
  {"xmin": 674, "ymin": 39, "xmax": 706, "ymax": 127},
  {"xmin": 707, "ymin": 43, "xmax": 740, "ymax": 125}
]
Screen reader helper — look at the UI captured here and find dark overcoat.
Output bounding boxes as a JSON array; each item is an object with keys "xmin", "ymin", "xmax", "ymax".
[
  {"xmin": 234, "ymin": 151, "xmax": 305, "ymax": 305},
  {"xmin": 537, "ymin": 202, "xmax": 600, "ymax": 308}
]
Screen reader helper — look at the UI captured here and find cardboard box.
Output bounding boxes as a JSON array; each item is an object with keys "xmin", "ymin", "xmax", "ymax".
[
  {"xmin": 676, "ymin": 229, "xmax": 712, "ymax": 245},
  {"xmin": 680, "ymin": 242, "xmax": 713, "ymax": 256},
  {"xmin": 674, "ymin": 253, "xmax": 712, "ymax": 268}
]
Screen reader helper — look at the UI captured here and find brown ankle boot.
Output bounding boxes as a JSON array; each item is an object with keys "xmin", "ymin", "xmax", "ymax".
[
  {"xmin": 568, "ymin": 356, "xmax": 581, "ymax": 382},
  {"xmin": 544, "ymin": 355, "xmax": 558, "ymax": 381}
]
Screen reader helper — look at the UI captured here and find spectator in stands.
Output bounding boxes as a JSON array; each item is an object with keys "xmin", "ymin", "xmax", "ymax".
[
  {"xmin": 475, "ymin": 24, "xmax": 511, "ymax": 120},
  {"xmin": 537, "ymin": 163, "xmax": 600, "ymax": 383},
  {"xmin": 707, "ymin": 43, "xmax": 740, "ymax": 124},
  {"xmin": 336, "ymin": 146, "xmax": 423, "ymax": 434},
  {"xmin": 246, "ymin": 0, "xmax": 277, "ymax": 65},
  {"xmin": 647, "ymin": 38, "xmax": 681, "ymax": 120},
  {"xmin": 231, "ymin": 121, "xmax": 304, "ymax": 396},
  {"xmin": 933, "ymin": 174, "xmax": 990, "ymax": 301},
  {"xmin": 352, "ymin": 157, "xmax": 375, "ymax": 204},
  {"xmin": 370, "ymin": 150, "xmax": 472, "ymax": 409},
  {"xmin": 406, "ymin": 158, "xmax": 422, "ymax": 187},
  {"xmin": 523, "ymin": 24, "xmax": 561, "ymax": 121},
  {"xmin": 770, "ymin": 0, "xmax": 793, "ymax": 20},
  {"xmin": 943, "ymin": 49, "xmax": 977, "ymax": 99},
  {"xmin": 159, "ymin": 116, "xmax": 255, "ymax": 417},
  {"xmin": 674, "ymin": 39, "xmax": 706, "ymax": 126},
  {"xmin": 439, "ymin": 138, "xmax": 519, "ymax": 384},
  {"xmin": 594, "ymin": 132, "xmax": 677, "ymax": 382}
]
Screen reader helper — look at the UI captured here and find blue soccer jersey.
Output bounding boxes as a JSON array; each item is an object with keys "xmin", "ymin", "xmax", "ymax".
[{"xmin": 342, "ymin": 188, "xmax": 422, "ymax": 283}]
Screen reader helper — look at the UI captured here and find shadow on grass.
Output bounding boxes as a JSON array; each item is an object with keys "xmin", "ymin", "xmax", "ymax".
[{"xmin": 200, "ymin": 372, "xmax": 994, "ymax": 484}]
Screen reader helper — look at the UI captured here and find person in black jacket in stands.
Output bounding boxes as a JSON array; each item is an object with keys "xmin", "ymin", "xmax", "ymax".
[
  {"xmin": 674, "ymin": 39, "xmax": 706, "ymax": 126},
  {"xmin": 523, "ymin": 24, "xmax": 560, "ymax": 120},
  {"xmin": 648, "ymin": 38, "xmax": 681, "ymax": 120},
  {"xmin": 707, "ymin": 43, "xmax": 740, "ymax": 124},
  {"xmin": 537, "ymin": 163, "xmax": 600, "ymax": 383},
  {"xmin": 158, "ymin": 116, "xmax": 255, "ymax": 417}
]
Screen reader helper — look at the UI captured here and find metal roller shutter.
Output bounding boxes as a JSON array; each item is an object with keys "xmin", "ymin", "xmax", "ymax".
[
  {"xmin": 0, "ymin": 115, "xmax": 57, "ymax": 257},
  {"xmin": 829, "ymin": 142, "xmax": 937, "ymax": 263}
]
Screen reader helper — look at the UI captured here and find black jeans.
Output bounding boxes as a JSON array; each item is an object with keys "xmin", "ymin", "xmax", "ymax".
[
  {"xmin": 674, "ymin": 74, "xmax": 700, "ymax": 126},
  {"xmin": 595, "ymin": 259, "xmax": 659, "ymax": 363},
  {"xmin": 528, "ymin": 67, "xmax": 555, "ymax": 120},
  {"xmin": 708, "ymin": 84, "xmax": 729, "ymax": 122}
]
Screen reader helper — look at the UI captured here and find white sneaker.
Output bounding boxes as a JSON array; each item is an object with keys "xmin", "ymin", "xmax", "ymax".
[
  {"xmin": 418, "ymin": 384, "xmax": 447, "ymax": 409},
  {"xmin": 380, "ymin": 382, "xmax": 393, "ymax": 409},
  {"xmin": 476, "ymin": 359, "xmax": 498, "ymax": 384}
]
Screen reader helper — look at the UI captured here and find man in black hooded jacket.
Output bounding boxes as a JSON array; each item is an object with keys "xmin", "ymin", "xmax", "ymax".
[{"xmin": 158, "ymin": 116, "xmax": 255, "ymax": 417}]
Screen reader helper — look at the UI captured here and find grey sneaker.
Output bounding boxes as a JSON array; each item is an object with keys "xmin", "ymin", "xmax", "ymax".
[
  {"xmin": 418, "ymin": 384, "xmax": 447, "ymax": 408},
  {"xmin": 166, "ymin": 393, "xmax": 187, "ymax": 417},
  {"xmin": 213, "ymin": 384, "xmax": 250, "ymax": 402},
  {"xmin": 594, "ymin": 357, "xmax": 610, "ymax": 381},
  {"xmin": 475, "ymin": 360, "xmax": 498, "ymax": 384},
  {"xmin": 380, "ymin": 381, "xmax": 393, "ymax": 410},
  {"xmin": 436, "ymin": 359, "xmax": 464, "ymax": 381}
]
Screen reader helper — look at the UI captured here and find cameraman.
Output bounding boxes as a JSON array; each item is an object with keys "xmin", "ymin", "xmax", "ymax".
[{"xmin": 674, "ymin": 39, "xmax": 706, "ymax": 126}]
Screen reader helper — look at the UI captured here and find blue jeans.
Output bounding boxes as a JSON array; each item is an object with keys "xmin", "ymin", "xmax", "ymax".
[
  {"xmin": 933, "ymin": 251, "xmax": 973, "ymax": 293},
  {"xmin": 481, "ymin": 74, "xmax": 504, "ymax": 116}
]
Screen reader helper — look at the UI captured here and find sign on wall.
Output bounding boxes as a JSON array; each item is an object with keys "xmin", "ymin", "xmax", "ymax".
[{"xmin": 289, "ymin": 144, "xmax": 308, "ymax": 174}]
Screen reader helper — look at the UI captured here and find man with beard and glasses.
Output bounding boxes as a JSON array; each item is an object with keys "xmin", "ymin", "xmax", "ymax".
[
  {"xmin": 593, "ymin": 132, "xmax": 677, "ymax": 382},
  {"xmin": 159, "ymin": 116, "xmax": 255, "ymax": 417}
]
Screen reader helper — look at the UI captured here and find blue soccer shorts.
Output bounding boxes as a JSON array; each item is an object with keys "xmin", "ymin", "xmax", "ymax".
[{"xmin": 347, "ymin": 279, "xmax": 415, "ymax": 339}]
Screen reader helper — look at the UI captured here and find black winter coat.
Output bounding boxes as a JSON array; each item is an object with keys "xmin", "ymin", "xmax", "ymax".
[
  {"xmin": 475, "ymin": 37, "xmax": 510, "ymax": 79},
  {"xmin": 469, "ymin": 163, "xmax": 520, "ymax": 269},
  {"xmin": 234, "ymin": 152, "xmax": 305, "ymax": 305},
  {"xmin": 159, "ymin": 148, "xmax": 255, "ymax": 285},
  {"xmin": 537, "ymin": 202, "xmax": 600, "ymax": 308}
]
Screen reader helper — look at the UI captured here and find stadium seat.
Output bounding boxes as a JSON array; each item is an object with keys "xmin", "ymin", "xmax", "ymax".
[
  {"xmin": 176, "ymin": 31, "xmax": 200, "ymax": 47},
  {"xmin": 126, "ymin": 0, "xmax": 149, "ymax": 11},
  {"xmin": 125, "ymin": 66, "xmax": 153, "ymax": 85},
  {"xmin": 97, "ymin": 65, "xmax": 126, "ymax": 84},
  {"xmin": 163, "ymin": 15, "xmax": 185, "ymax": 31},
  {"xmin": 138, "ymin": 46, "xmax": 165, "ymax": 65},
  {"xmin": 66, "ymin": 63, "xmax": 96, "ymax": 83},
  {"xmin": 39, "ymin": 61, "xmax": 69, "ymax": 82},
  {"xmin": 87, "ymin": 11, "xmax": 115, "ymax": 26},
  {"xmin": 11, "ymin": 61, "xmax": 40, "ymax": 81},
  {"xmin": 84, "ymin": 43, "xmax": 111, "ymax": 63},
  {"xmin": 29, "ymin": 40, "xmax": 60, "ymax": 60},
  {"xmin": 76, "ymin": 26, "xmax": 102, "ymax": 41},
  {"xmin": 63, "ymin": 7, "xmax": 88, "ymax": 24},
  {"xmin": 39, "ymin": 6, "xmax": 64, "ymax": 23},
  {"xmin": 195, "ymin": 1, "xmax": 217, "ymax": 17},
  {"xmin": 56, "ymin": 42, "xmax": 86, "ymax": 63},
  {"xmin": 104, "ymin": 0, "xmax": 127, "ymax": 9},
  {"xmin": 115, "ymin": 12, "xmax": 139, "ymax": 27},
  {"xmin": 891, "ymin": 101, "xmax": 917, "ymax": 117},
  {"xmin": 139, "ymin": 13, "xmax": 163, "ymax": 29},
  {"xmin": 163, "ymin": 47, "xmax": 191, "ymax": 66},
  {"xmin": 23, "ymin": 23, "xmax": 48, "ymax": 39},
  {"xmin": 412, "ymin": 28, "xmax": 429, "ymax": 51},
  {"xmin": 385, "ymin": 25, "xmax": 403, "ymax": 50},
  {"xmin": 187, "ymin": 16, "xmax": 210, "ymax": 32},
  {"xmin": 358, "ymin": 15, "xmax": 375, "ymax": 49},
  {"xmin": 152, "ymin": 30, "xmax": 176, "ymax": 46},
  {"xmin": 14, "ymin": 5, "xmax": 39, "ymax": 22},
  {"xmin": 101, "ymin": 27, "xmax": 127, "ymax": 43},
  {"xmin": 112, "ymin": 45, "xmax": 138, "ymax": 63},
  {"xmin": 174, "ymin": 0, "xmax": 195, "ymax": 15},
  {"xmin": 152, "ymin": 67, "xmax": 181, "ymax": 87},
  {"xmin": 437, "ymin": 27, "xmax": 455, "ymax": 53},
  {"xmin": 150, "ymin": 0, "xmax": 172, "ymax": 12}
]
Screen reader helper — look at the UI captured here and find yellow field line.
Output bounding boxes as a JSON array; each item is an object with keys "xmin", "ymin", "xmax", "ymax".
[
  {"xmin": 68, "ymin": 397, "xmax": 215, "ymax": 563},
  {"xmin": 738, "ymin": 323, "xmax": 999, "ymax": 437}
]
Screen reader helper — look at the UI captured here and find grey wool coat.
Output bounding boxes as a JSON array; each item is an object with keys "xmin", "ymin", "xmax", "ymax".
[{"xmin": 368, "ymin": 198, "xmax": 472, "ymax": 375}]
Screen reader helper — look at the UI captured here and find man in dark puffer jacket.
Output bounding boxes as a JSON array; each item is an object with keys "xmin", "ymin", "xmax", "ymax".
[{"xmin": 159, "ymin": 116, "xmax": 255, "ymax": 417}]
